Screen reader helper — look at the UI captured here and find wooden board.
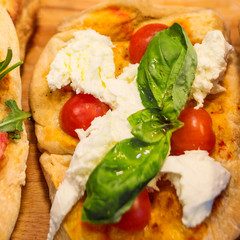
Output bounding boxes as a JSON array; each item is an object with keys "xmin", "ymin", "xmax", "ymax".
[{"xmin": 10, "ymin": 0, "xmax": 240, "ymax": 239}]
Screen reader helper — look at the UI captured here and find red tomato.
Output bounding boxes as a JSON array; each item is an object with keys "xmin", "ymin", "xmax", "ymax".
[
  {"xmin": 113, "ymin": 188, "xmax": 151, "ymax": 232},
  {"xmin": 129, "ymin": 23, "xmax": 168, "ymax": 63},
  {"xmin": 0, "ymin": 132, "xmax": 8, "ymax": 160},
  {"xmin": 60, "ymin": 93, "xmax": 110, "ymax": 139},
  {"xmin": 171, "ymin": 108, "xmax": 216, "ymax": 155}
]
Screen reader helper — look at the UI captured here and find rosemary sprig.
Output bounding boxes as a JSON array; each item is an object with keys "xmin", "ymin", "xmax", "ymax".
[{"xmin": 0, "ymin": 48, "xmax": 23, "ymax": 80}]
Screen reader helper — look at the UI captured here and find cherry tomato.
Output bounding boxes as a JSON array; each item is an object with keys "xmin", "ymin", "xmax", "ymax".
[
  {"xmin": 171, "ymin": 108, "xmax": 216, "ymax": 155},
  {"xmin": 129, "ymin": 23, "xmax": 168, "ymax": 63},
  {"xmin": 0, "ymin": 132, "xmax": 8, "ymax": 160},
  {"xmin": 113, "ymin": 188, "xmax": 151, "ymax": 232},
  {"xmin": 60, "ymin": 93, "xmax": 110, "ymax": 139}
]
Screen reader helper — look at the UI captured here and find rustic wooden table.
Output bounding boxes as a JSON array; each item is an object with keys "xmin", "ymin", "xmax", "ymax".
[{"xmin": 11, "ymin": 0, "xmax": 240, "ymax": 239}]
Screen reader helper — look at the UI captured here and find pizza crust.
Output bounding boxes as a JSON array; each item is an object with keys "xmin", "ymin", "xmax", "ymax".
[
  {"xmin": 202, "ymin": 52, "xmax": 240, "ymax": 240},
  {"xmin": 0, "ymin": 0, "xmax": 39, "ymax": 60},
  {"xmin": 15, "ymin": 0, "xmax": 39, "ymax": 60},
  {"xmin": 30, "ymin": 1, "xmax": 240, "ymax": 239},
  {"xmin": 30, "ymin": 29, "xmax": 79, "ymax": 155},
  {"xmin": 0, "ymin": 5, "xmax": 29, "ymax": 240}
]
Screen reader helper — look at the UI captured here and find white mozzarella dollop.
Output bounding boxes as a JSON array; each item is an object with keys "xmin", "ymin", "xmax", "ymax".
[
  {"xmin": 47, "ymin": 30, "xmax": 143, "ymax": 239},
  {"xmin": 191, "ymin": 30, "xmax": 233, "ymax": 108},
  {"xmin": 161, "ymin": 150, "xmax": 230, "ymax": 227},
  {"xmin": 47, "ymin": 29, "xmax": 116, "ymax": 105}
]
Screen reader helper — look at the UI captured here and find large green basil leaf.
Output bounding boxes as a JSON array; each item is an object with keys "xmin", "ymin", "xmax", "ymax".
[
  {"xmin": 82, "ymin": 23, "xmax": 197, "ymax": 225},
  {"xmin": 82, "ymin": 133, "xmax": 171, "ymax": 224},
  {"xmin": 137, "ymin": 23, "xmax": 197, "ymax": 121}
]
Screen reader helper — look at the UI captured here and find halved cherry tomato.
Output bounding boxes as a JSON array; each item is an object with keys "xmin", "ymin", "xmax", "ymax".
[
  {"xmin": 113, "ymin": 188, "xmax": 151, "ymax": 232},
  {"xmin": 0, "ymin": 132, "xmax": 8, "ymax": 160},
  {"xmin": 171, "ymin": 108, "xmax": 216, "ymax": 155},
  {"xmin": 60, "ymin": 93, "xmax": 110, "ymax": 139},
  {"xmin": 129, "ymin": 23, "xmax": 168, "ymax": 63}
]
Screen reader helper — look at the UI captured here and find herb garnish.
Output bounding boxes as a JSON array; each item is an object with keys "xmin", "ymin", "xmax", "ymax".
[
  {"xmin": 0, "ymin": 48, "xmax": 23, "ymax": 80},
  {"xmin": 81, "ymin": 23, "xmax": 197, "ymax": 224},
  {"xmin": 0, "ymin": 48, "xmax": 31, "ymax": 139},
  {"xmin": 0, "ymin": 100, "xmax": 31, "ymax": 139}
]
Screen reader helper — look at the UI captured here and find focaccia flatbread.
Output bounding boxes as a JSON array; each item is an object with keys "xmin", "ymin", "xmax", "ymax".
[
  {"xmin": 30, "ymin": 1, "xmax": 240, "ymax": 239},
  {"xmin": 0, "ymin": 5, "xmax": 29, "ymax": 240},
  {"xmin": 0, "ymin": 0, "xmax": 39, "ymax": 60}
]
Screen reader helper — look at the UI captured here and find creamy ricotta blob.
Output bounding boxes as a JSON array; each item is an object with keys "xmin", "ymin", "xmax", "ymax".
[
  {"xmin": 161, "ymin": 150, "xmax": 230, "ymax": 227},
  {"xmin": 191, "ymin": 30, "xmax": 233, "ymax": 108}
]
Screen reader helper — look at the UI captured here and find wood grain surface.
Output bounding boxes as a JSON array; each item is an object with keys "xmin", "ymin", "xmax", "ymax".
[{"xmin": 10, "ymin": 0, "xmax": 240, "ymax": 239}]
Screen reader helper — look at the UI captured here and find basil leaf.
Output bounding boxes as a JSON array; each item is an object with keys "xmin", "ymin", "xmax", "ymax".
[
  {"xmin": 0, "ymin": 100, "xmax": 31, "ymax": 139},
  {"xmin": 82, "ymin": 23, "xmax": 197, "ymax": 225},
  {"xmin": 137, "ymin": 23, "xmax": 197, "ymax": 121},
  {"xmin": 82, "ymin": 134, "xmax": 171, "ymax": 224},
  {"xmin": 128, "ymin": 108, "xmax": 164, "ymax": 128},
  {"xmin": 128, "ymin": 108, "xmax": 183, "ymax": 143}
]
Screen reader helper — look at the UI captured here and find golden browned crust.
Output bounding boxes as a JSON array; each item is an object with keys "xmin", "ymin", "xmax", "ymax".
[
  {"xmin": 202, "ymin": 52, "xmax": 240, "ymax": 240},
  {"xmin": 30, "ymin": 1, "xmax": 240, "ymax": 239},
  {"xmin": 30, "ymin": 30, "xmax": 79, "ymax": 155},
  {"xmin": 0, "ymin": 0, "xmax": 22, "ymax": 23},
  {"xmin": 0, "ymin": 5, "xmax": 29, "ymax": 240},
  {"xmin": 0, "ymin": 0, "xmax": 39, "ymax": 60},
  {"xmin": 15, "ymin": 0, "xmax": 39, "ymax": 60}
]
